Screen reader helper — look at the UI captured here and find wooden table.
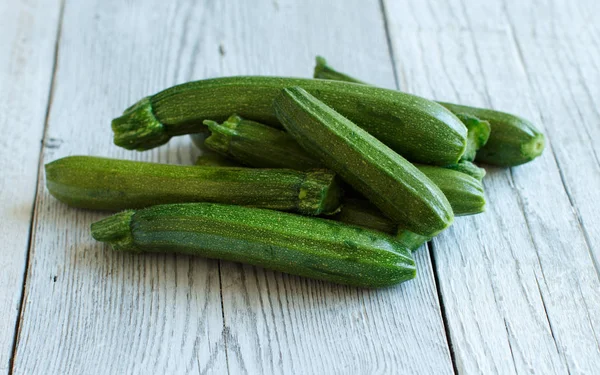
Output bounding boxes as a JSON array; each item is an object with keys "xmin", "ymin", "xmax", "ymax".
[{"xmin": 2, "ymin": 0, "xmax": 599, "ymax": 373}]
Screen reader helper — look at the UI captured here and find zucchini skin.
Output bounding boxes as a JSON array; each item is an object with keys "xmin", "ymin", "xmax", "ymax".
[
  {"xmin": 113, "ymin": 76, "xmax": 467, "ymax": 166},
  {"xmin": 203, "ymin": 115, "xmax": 485, "ymax": 216},
  {"xmin": 415, "ymin": 165, "xmax": 486, "ymax": 216},
  {"xmin": 194, "ymin": 153, "xmax": 239, "ymax": 167},
  {"xmin": 274, "ymin": 87, "xmax": 454, "ymax": 237},
  {"xmin": 313, "ymin": 56, "xmax": 545, "ymax": 167},
  {"xmin": 91, "ymin": 203, "xmax": 417, "ymax": 288},
  {"xmin": 45, "ymin": 156, "xmax": 341, "ymax": 215},
  {"xmin": 334, "ymin": 199, "xmax": 430, "ymax": 251}
]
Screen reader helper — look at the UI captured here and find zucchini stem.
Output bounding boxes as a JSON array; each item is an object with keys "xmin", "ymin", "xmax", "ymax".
[
  {"xmin": 91, "ymin": 211, "xmax": 138, "ymax": 252},
  {"xmin": 112, "ymin": 97, "xmax": 206, "ymax": 150}
]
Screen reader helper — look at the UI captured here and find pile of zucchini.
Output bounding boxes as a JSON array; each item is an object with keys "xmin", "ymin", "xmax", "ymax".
[{"xmin": 45, "ymin": 56, "xmax": 545, "ymax": 288}]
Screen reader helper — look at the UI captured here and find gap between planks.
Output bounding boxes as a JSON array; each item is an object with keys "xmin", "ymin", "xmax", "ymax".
[{"xmin": 8, "ymin": 1, "xmax": 67, "ymax": 373}]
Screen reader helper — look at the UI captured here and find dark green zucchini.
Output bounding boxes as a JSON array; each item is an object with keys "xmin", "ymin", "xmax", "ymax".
[
  {"xmin": 203, "ymin": 115, "xmax": 486, "ymax": 216},
  {"xmin": 313, "ymin": 56, "xmax": 545, "ymax": 166},
  {"xmin": 273, "ymin": 87, "xmax": 454, "ymax": 237},
  {"xmin": 113, "ymin": 76, "xmax": 467, "ymax": 165},
  {"xmin": 91, "ymin": 203, "xmax": 417, "ymax": 288},
  {"xmin": 45, "ymin": 156, "xmax": 340, "ymax": 215},
  {"xmin": 334, "ymin": 199, "xmax": 430, "ymax": 251}
]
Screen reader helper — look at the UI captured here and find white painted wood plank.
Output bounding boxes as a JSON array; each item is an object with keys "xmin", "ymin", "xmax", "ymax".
[
  {"xmin": 12, "ymin": 1, "xmax": 226, "ymax": 374},
  {"xmin": 189, "ymin": 1, "xmax": 454, "ymax": 373},
  {"xmin": 383, "ymin": 0, "xmax": 600, "ymax": 373},
  {"xmin": 0, "ymin": 0, "xmax": 62, "ymax": 372},
  {"xmin": 11, "ymin": 0, "xmax": 454, "ymax": 374}
]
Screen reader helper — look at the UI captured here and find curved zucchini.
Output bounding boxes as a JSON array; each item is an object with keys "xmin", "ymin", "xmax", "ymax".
[
  {"xmin": 334, "ymin": 199, "xmax": 430, "ymax": 251},
  {"xmin": 113, "ymin": 76, "xmax": 467, "ymax": 165},
  {"xmin": 274, "ymin": 87, "xmax": 454, "ymax": 237},
  {"xmin": 45, "ymin": 156, "xmax": 340, "ymax": 215},
  {"xmin": 313, "ymin": 56, "xmax": 545, "ymax": 166},
  {"xmin": 203, "ymin": 115, "xmax": 486, "ymax": 216},
  {"xmin": 91, "ymin": 203, "xmax": 417, "ymax": 288}
]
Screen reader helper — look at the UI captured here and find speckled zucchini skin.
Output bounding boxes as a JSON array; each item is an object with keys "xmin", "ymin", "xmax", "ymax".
[
  {"xmin": 203, "ymin": 115, "xmax": 485, "ymax": 216},
  {"xmin": 274, "ymin": 87, "xmax": 454, "ymax": 237},
  {"xmin": 45, "ymin": 156, "xmax": 340, "ymax": 215},
  {"xmin": 91, "ymin": 203, "xmax": 417, "ymax": 288},
  {"xmin": 112, "ymin": 76, "xmax": 467, "ymax": 165}
]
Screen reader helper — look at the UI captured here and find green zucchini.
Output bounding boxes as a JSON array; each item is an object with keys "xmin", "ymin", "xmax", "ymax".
[
  {"xmin": 203, "ymin": 115, "xmax": 486, "ymax": 216},
  {"xmin": 313, "ymin": 56, "xmax": 545, "ymax": 166},
  {"xmin": 445, "ymin": 160, "xmax": 486, "ymax": 181},
  {"xmin": 204, "ymin": 115, "xmax": 322, "ymax": 170},
  {"xmin": 113, "ymin": 76, "xmax": 467, "ymax": 165},
  {"xmin": 91, "ymin": 203, "xmax": 417, "ymax": 288},
  {"xmin": 45, "ymin": 156, "xmax": 340, "ymax": 215},
  {"xmin": 274, "ymin": 87, "xmax": 454, "ymax": 237},
  {"xmin": 334, "ymin": 199, "xmax": 430, "ymax": 251}
]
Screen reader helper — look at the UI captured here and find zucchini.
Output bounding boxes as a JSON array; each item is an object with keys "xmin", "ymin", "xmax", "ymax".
[
  {"xmin": 91, "ymin": 203, "xmax": 417, "ymax": 288},
  {"xmin": 445, "ymin": 160, "xmax": 486, "ymax": 181},
  {"xmin": 113, "ymin": 76, "xmax": 467, "ymax": 166},
  {"xmin": 313, "ymin": 56, "xmax": 545, "ymax": 166},
  {"xmin": 334, "ymin": 199, "xmax": 430, "ymax": 251},
  {"xmin": 204, "ymin": 115, "xmax": 322, "ymax": 170},
  {"xmin": 203, "ymin": 115, "xmax": 486, "ymax": 216},
  {"xmin": 273, "ymin": 87, "xmax": 454, "ymax": 237},
  {"xmin": 45, "ymin": 156, "xmax": 341, "ymax": 215}
]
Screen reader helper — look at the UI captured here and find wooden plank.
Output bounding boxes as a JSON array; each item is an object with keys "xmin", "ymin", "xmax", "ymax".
[
  {"xmin": 502, "ymin": 0, "xmax": 600, "ymax": 281},
  {"xmin": 383, "ymin": 0, "xmax": 600, "ymax": 373},
  {"xmin": 12, "ymin": 0, "xmax": 454, "ymax": 374},
  {"xmin": 0, "ymin": 0, "xmax": 62, "ymax": 372},
  {"xmin": 186, "ymin": 1, "xmax": 454, "ymax": 374},
  {"xmin": 11, "ymin": 1, "xmax": 226, "ymax": 374}
]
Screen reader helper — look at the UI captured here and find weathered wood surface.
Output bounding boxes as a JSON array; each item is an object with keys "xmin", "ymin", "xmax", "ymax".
[
  {"xmin": 382, "ymin": 0, "xmax": 600, "ymax": 373},
  {"xmin": 0, "ymin": 0, "xmax": 62, "ymax": 372},
  {"xmin": 4, "ymin": 0, "xmax": 600, "ymax": 373},
  {"xmin": 8, "ymin": 0, "xmax": 452, "ymax": 374}
]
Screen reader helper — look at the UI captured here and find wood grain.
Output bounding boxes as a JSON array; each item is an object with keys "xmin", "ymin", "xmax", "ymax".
[
  {"xmin": 0, "ymin": 0, "xmax": 62, "ymax": 372},
  {"xmin": 11, "ymin": 1, "xmax": 225, "ymax": 374},
  {"xmin": 383, "ymin": 0, "xmax": 600, "ymax": 373},
  {"xmin": 11, "ymin": 0, "xmax": 454, "ymax": 374}
]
